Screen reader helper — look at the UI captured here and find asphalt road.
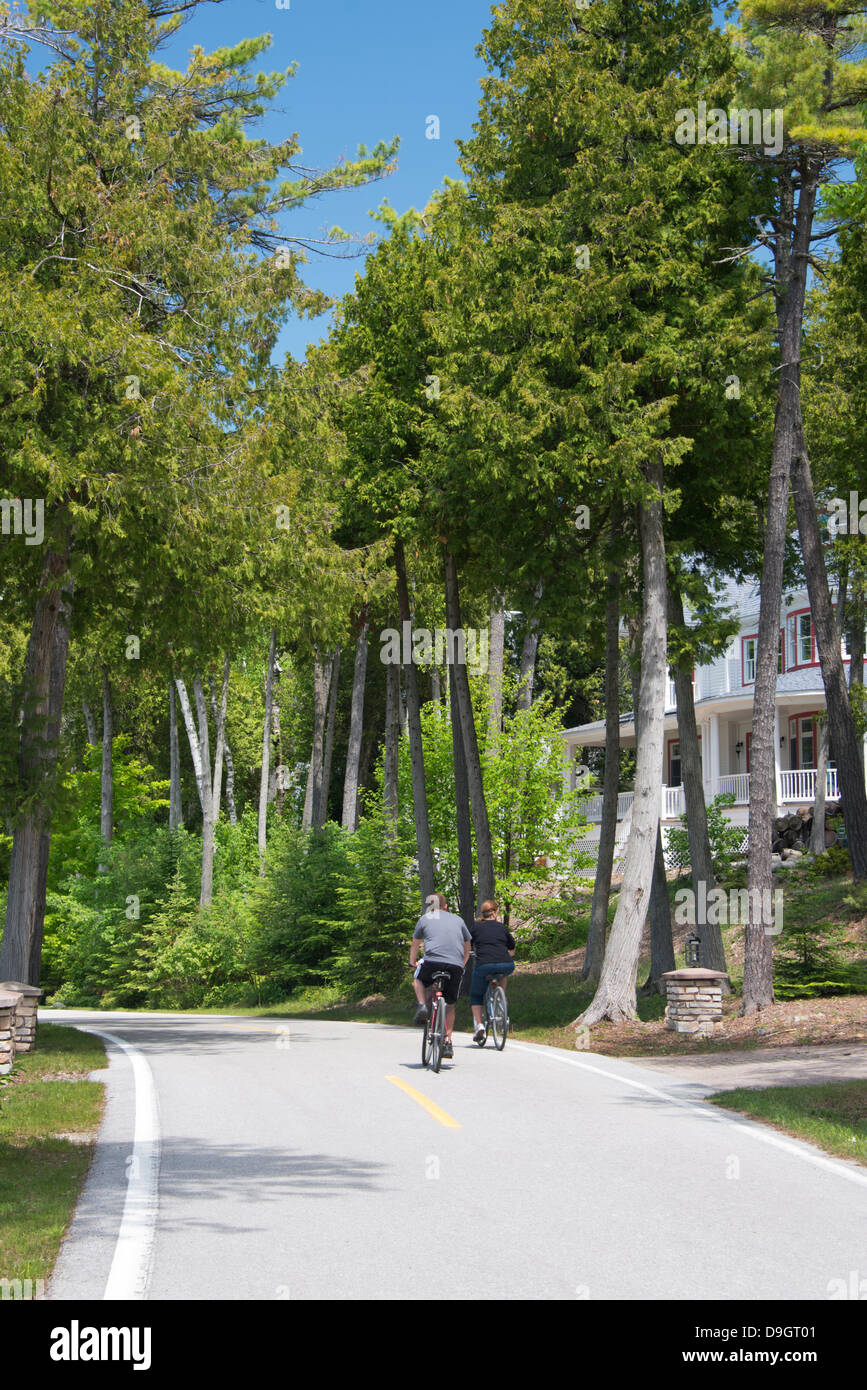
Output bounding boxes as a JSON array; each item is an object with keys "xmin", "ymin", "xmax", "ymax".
[{"xmin": 44, "ymin": 1010, "xmax": 867, "ymax": 1301}]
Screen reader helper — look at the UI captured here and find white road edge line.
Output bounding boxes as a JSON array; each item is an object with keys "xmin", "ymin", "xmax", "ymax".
[
  {"xmin": 509, "ymin": 1041, "xmax": 867, "ymax": 1190},
  {"xmin": 79, "ymin": 1028, "xmax": 161, "ymax": 1300}
]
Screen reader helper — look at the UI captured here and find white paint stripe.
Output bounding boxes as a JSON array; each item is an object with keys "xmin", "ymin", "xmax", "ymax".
[
  {"xmin": 79, "ymin": 1028, "xmax": 161, "ymax": 1300},
  {"xmin": 510, "ymin": 1041, "xmax": 867, "ymax": 1190}
]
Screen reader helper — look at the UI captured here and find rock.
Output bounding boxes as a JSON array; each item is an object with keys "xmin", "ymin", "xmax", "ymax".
[{"xmin": 359, "ymin": 994, "xmax": 386, "ymax": 1007}]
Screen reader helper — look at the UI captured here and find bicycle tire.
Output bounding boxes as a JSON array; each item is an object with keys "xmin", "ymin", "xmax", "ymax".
[
  {"xmin": 491, "ymin": 986, "xmax": 508, "ymax": 1050},
  {"xmin": 430, "ymin": 997, "xmax": 445, "ymax": 1073},
  {"xmin": 421, "ymin": 1010, "xmax": 431, "ymax": 1066}
]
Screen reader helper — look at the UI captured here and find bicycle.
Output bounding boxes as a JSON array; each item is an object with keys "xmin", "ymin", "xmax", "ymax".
[
  {"xmin": 421, "ymin": 971, "xmax": 450, "ymax": 1073},
  {"xmin": 474, "ymin": 973, "xmax": 509, "ymax": 1051}
]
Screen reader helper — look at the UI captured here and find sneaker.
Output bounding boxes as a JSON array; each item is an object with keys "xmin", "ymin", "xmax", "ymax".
[
  {"xmin": 413, "ymin": 1003, "xmax": 430, "ymax": 1025},
  {"xmin": 473, "ymin": 1024, "xmax": 486, "ymax": 1044},
  {"xmin": 442, "ymin": 1039, "xmax": 454, "ymax": 1059}
]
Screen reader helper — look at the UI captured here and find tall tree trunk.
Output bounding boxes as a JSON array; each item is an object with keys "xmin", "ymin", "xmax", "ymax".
[
  {"xmin": 516, "ymin": 580, "xmax": 544, "ymax": 712},
  {"xmin": 431, "ymin": 665, "xmax": 442, "ymax": 716},
  {"xmin": 487, "ymin": 596, "xmax": 506, "ymax": 744},
  {"xmin": 583, "ymin": 559, "xmax": 620, "ymax": 984},
  {"xmin": 668, "ymin": 586, "xmax": 728, "ymax": 981},
  {"xmin": 258, "ymin": 630, "xmax": 276, "ymax": 866},
  {"xmin": 640, "ymin": 825, "xmax": 676, "ymax": 994},
  {"xmin": 384, "ymin": 659, "xmax": 400, "ymax": 831},
  {"xmin": 194, "ymin": 675, "xmax": 216, "ymax": 907},
  {"xmin": 210, "ymin": 657, "xmax": 230, "ymax": 825},
  {"xmin": 318, "ymin": 648, "xmax": 341, "ymax": 829},
  {"xmin": 0, "ymin": 542, "xmax": 72, "ymax": 985},
  {"xmin": 28, "ymin": 587, "xmax": 72, "ymax": 987},
  {"xmin": 100, "ymin": 668, "xmax": 113, "ymax": 848},
  {"xmin": 82, "ymin": 700, "xmax": 97, "ymax": 747},
  {"xmin": 342, "ymin": 614, "xmax": 368, "ymax": 830},
  {"xmin": 169, "ymin": 679, "xmax": 183, "ymax": 829},
  {"xmin": 175, "ymin": 675, "xmax": 217, "ymax": 905},
  {"xmin": 209, "ymin": 674, "xmax": 237, "ymax": 826},
  {"xmin": 396, "ymin": 541, "xmax": 435, "ymax": 904},
  {"xmin": 450, "ymin": 672, "xmax": 475, "ymax": 930},
  {"xmin": 811, "ymin": 720, "xmax": 829, "ymax": 855},
  {"xmin": 848, "ymin": 590, "xmax": 865, "ymax": 778},
  {"xmin": 579, "ymin": 457, "xmax": 667, "ymax": 1025},
  {"xmin": 443, "ymin": 547, "xmax": 495, "ymax": 910},
  {"xmin": 744, "ymin": 167, "xmax": 817, "ymax": 1016},
  {"xmin": 303, "ymin": 652, "xmax": 331, "ymax": 832},
  {"xmin": 791, "ymin": 431, "xmax": 867, "ymax": 879}
]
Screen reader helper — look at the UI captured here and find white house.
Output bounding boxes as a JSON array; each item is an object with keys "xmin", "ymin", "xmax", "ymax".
[{"xmin": 562, "ymin": 577, "xmax": 866, "ymax": 861}]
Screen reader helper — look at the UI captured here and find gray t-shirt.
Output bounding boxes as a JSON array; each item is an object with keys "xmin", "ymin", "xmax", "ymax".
[{"xmin": 413, "ymin": 910, "xmax": 471, "ymax": 968}]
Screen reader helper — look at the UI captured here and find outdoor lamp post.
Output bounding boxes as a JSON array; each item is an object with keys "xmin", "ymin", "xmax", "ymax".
[{"xmin": 686, "ymin": 932, "xmax": 701, "ymax": 968}]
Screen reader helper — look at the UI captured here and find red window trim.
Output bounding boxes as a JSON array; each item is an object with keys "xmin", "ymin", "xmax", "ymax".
[
  {"xmin": 787, "ymin": 711, "xmax": 819, "ymax": 769},
  {"xmin": 742, "ymin": 629, "xmax": 784, "ymax": 684},
  {"xmin": 787, "ymin": 608, "xmax": 818, "ymax": 669}
]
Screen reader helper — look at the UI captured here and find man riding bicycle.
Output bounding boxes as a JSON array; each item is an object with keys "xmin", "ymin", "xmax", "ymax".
[{"xmin": 410, "ymin": 891, "xmax": 471, "ymax": 1060}]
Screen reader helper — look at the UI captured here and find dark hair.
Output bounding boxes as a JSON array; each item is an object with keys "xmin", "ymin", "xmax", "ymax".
[{"xmin": 480, "ymin": 899, "xmax": 499, "ymax": 919}]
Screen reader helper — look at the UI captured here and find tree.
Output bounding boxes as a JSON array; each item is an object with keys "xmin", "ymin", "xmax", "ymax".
[
  {"xmin": 0, "ymin": 0, "xmax": 396, "ymax": 981},
  {"xmin": 728, "ymin": 0, "xmax": 867, "ymax": 1012}
]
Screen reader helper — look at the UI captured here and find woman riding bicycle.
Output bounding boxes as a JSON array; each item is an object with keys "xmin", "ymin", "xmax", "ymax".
[{"xmin": 469, "ymin": 900, "xmax": 516, "ymax": 1045}]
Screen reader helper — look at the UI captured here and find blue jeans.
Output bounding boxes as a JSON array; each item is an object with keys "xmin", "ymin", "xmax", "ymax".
[{"xmin": 470, "ymin": 960, "xmax": 515, "ymax": 1007}]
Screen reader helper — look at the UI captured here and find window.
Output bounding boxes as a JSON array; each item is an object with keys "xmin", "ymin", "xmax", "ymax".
[
  {"xmin": 742, "ymin": 636, "xmax": 757, "ymax": 684},
  {"xmin": 668, "ymin": 740, "xmax": 681, "ymax": 787},
  {"xmin": 742, "ymin": 630, "xmax": 783, "ymax": 683},
  {"xmin": 786, "ymin": 610, "xmax": 814, "ymax": 667},
  {"xmin": 788, "ymin": 714, "xmax": 817, "ymax": 769}
]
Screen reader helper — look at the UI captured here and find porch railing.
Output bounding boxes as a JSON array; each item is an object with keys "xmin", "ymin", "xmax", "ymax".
[
  {"xmin": 718, "ymin": 772, "xmax": 750, "ymax": 804},
  {"xmin": 779, "ymin": 768, "xmax": 839, "ymax": 803},
  {"xmin": 582, "ymin": 791, "xmax": 635, "ymax": 823}
]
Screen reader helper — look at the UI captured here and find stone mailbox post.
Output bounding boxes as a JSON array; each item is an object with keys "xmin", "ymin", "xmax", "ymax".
[
  {"xmin": 0, "ymin": 989, "xmax": 22, "ymax": 1073},
  {"xmin": 0, "ymin": 981, "xmax": 43, "ymax": 1053},
  {"xmin": 661, "ymin": 968, "xmax": 728, "ymax": 1037}
]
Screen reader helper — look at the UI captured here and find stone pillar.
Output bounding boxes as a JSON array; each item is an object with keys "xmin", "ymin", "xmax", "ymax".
[
  {"xmin": 0, "ymin": 981, "xmax": 43, "ymax": 1053},
  {"xmin": 0, "ymin": 989, "xmax": 22, "ymax": 1073},
  {"xmin": 661, "ymin": 968, "xmax": 728, "ymax": 1037}
]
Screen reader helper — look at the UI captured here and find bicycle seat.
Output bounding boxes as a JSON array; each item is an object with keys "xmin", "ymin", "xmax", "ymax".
[{"xmin": 431, "ymin": 970, "xmax": 450, "ymax": 982}]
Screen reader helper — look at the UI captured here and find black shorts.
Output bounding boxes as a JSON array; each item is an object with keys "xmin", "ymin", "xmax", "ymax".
[{"xmin": 417, "ymin": 960, "xmax": 464, "ymax": 1005}]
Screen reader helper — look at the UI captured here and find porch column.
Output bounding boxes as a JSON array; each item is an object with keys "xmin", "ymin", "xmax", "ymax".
[
  {"xmin": 710, "ymin": 714, "xmax": 721, "ymax": 801},
  {"xmin": 773, "ymin": 708, "xmax": 783, "ymax": 811}
]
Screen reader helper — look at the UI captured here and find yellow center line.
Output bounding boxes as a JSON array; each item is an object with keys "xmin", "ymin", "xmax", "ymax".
[{"xmin": 385, "ymin": 1075, "xmax": 461, "ymax": 1129}]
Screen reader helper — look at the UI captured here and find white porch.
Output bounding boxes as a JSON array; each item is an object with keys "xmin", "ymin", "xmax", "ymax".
[{"xmin": 581, "ymin": 767, "xmax": 841, "ymax": 824}]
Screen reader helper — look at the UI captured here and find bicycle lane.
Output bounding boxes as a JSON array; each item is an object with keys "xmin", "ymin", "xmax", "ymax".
[{"xmin": 44, "ymin": 1012, "xmax": 867, "ymax": 1301}]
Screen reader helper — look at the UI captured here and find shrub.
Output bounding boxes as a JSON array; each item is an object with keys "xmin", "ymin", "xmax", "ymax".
[
  {"xmin": 666, "ymin": 793, "xmax": 747, "ymax": 878},
  {"xmin": 329, "ymin": 806, "xmax": 418, "ymax": 998}
]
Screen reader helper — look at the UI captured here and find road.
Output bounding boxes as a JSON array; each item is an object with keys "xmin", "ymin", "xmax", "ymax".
[{"xmin": 44, "ymin": 1010, "xmax": 867, "ymax": 1301}]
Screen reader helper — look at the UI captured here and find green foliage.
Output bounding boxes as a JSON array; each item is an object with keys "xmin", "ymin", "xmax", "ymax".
[
  {"xmin": 666, "ymin": 793, "xmax": 748, "ymax": 877},
  {"xmin": 252, "ymin": 823, "xmax": 349, "ymax": 992},
  {"xmin": 329, "ymin": 805, "xmax": 418, "ymax": 998},
  {"xmin": 510, "ymin": 888, "xmax": 589, "ymax": 963},
  {"xmin": 805, "ymin": 845, "xmax": 852, "ymax": 880}
]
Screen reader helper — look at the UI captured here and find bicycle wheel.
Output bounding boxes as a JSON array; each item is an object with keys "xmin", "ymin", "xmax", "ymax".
[
  {"xmin": 430, "ymin": 997, "xmax": 445, "ymax": 1073},
  {"xmin": 421, "ymin": 1010, "xmax": 431, "ymax": 1066},
  {"xmin": 491, "ymin": 986, "xmax": 508, "ymax": 1050}
]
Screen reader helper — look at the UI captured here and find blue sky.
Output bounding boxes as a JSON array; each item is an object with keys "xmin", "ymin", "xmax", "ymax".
[{"xmin": 158, "ymin": 0, "xmax": 495, "ymax": 363}]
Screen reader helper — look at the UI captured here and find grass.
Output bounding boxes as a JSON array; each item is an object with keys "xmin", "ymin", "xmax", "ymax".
[
  {"xmin": 0, "ymin": 1024, "xmax": 106, "ymax": 1291},
  {"xmin": 709, "ymin": 1080, "xmax": 867, "ymax": 1167}
]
